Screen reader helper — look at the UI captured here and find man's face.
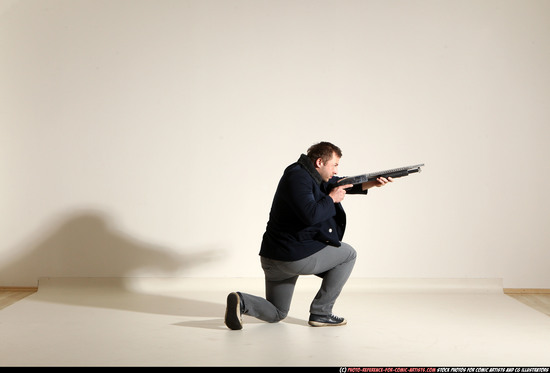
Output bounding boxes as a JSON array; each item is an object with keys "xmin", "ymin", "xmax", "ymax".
[{"xmin": 316, "ymin": 153, "xmax": 340, "ymax": 182}]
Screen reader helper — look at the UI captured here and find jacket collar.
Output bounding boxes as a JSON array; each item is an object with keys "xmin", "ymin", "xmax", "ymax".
[{"xmin": 297, "ymin": 154, "xmax": 323, "ymax": 186}]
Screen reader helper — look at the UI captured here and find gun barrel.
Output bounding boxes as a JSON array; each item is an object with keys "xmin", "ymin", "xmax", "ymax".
[
  {"xmin": 337, "ymin": 163, "xmax": 424, "ymax": 186},
  {"xmin": 369, "ymin": 166, "xmax": 422, "ymax": 181},
  {"xmin": 381, "ymin": 170, "xmax": 408, "ymax": 179}
]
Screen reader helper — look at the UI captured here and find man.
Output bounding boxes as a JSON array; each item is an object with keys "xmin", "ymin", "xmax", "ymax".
[{"xmin": 224, "ymin": 142, "xmax": 392, "ymax": 330}]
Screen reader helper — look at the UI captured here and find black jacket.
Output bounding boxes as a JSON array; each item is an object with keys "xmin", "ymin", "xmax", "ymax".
[{"xmin": 259, "ymin": 154, "xmax": 368, "ymax": 261}]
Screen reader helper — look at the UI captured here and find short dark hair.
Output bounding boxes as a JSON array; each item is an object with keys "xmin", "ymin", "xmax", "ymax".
[{"xmin": 307, "ymin": 142, "xmax": 342, "ymax": 164}]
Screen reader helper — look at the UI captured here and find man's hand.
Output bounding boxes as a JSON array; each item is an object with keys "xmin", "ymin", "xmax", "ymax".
[
  {"xmin": 362, "ymin": 177, "xmax": 393, "ymax": 191},
  {"xmin": 329, "ymin": 184, "xmax": 353, "ymax": 203}
]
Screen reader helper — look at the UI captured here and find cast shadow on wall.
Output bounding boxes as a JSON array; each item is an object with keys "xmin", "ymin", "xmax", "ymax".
[
  {"xmin": 0, "ymin": 210, "xmax": 231, "ymax": 322},
  {"xmin": 1, "ymin": 210, "xmax": 224, "ymax": 281}
]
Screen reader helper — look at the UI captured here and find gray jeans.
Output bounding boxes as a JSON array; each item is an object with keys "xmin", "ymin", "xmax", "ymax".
[{"xmin": 239, "ymin": 242, "xmax": 357, "ymax": 322}]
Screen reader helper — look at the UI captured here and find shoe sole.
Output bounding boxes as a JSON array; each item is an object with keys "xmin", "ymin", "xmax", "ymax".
[
  {"xmin": 308, "ymin": 319, "xmax": 347, "ymax": 327},
  {"xmin": 224, "ymin": 292, "xmax": 242, "ymax": 330}
]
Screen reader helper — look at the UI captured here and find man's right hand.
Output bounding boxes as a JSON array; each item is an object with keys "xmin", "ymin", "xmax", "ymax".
[{"xmin": 329, "ymin": 184, "xmax": 352, "ymax": 203}]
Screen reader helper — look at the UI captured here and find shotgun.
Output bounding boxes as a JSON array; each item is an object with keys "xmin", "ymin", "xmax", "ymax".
[{"xmin": 337, "ymin": 163, "xmax": 424, "ymax": 186}]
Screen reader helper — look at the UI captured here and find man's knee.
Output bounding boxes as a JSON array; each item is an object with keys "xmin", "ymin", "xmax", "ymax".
[
  {"xmin": 342, "ymin": 243, "xmax": 357, "ymax": 261},
  {"xmin": 271, "ymin": 309, "xmax": 288, "ymax": 323}
]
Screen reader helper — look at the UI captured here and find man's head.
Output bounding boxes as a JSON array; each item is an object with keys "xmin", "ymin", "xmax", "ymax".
[{"xmin": 307, "ymin": 142, "xmax": 342, "ymax": 182}]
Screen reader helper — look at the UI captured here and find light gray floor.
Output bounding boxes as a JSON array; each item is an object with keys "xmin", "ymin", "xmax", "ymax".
[{"xmin": 1, "ymin": 277, "xmax": 550, "ymax": 367}]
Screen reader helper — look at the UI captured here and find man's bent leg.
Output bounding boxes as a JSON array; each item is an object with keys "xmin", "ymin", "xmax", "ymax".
[
  {"xmin": 264, "ymin": 244, "xmax": 357, "ymax": 319},
  {"xmin": 237, "ymin": 258, "xmax": 299, "ymax": 323},
  {"xmin": 225, "ymin": 245, "xmax": 355, "ymax": 328},
  {"xmin": 306, "ymin": 242, "xmax": 357, "ymax": 316},
  {"xmin": 264, "ymin": 275, "xmax": 299, "ymax": 321}
]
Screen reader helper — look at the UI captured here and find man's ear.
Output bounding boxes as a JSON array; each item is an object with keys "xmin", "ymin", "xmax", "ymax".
[{"xmin": 315, "ymin": 158, "xmax": 324, "ymax": 168}]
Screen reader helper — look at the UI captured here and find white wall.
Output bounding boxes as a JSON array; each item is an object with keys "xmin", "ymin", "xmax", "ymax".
[{"xmin": 2, "ymin": 0, "xmax": 549, "ymax": 287}]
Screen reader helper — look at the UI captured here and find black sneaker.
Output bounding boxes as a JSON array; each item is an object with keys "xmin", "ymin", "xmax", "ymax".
[
  {"xmin": 224, "ymin": 292, "xmax": 243, "ymax": 330},
  {"xmin": 308, "ymin": 313, "xmax": 347, "ymax": 327}
]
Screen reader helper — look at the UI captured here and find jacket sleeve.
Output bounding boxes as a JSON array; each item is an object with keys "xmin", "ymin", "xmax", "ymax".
[
  {"xmin": 285, "ymin": 171, "xmax": 336, "ymax": 226},
  {"xmin": 345, "ymin": 183, "xmax": 369, "ymax": 195},
  {"xmin": 328, "ymin": 176, "xmax": 368, "ymax": 195}
]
